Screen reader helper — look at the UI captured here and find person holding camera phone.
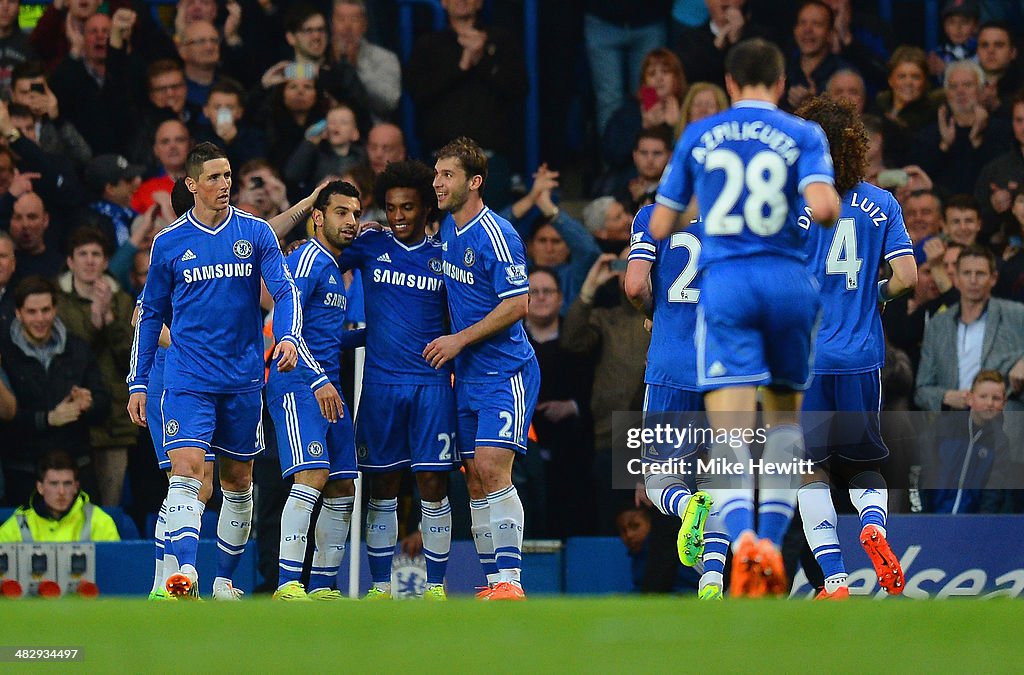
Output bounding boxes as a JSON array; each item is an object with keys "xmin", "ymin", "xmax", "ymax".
[
  {"xmin": 8, "ymin": 61, "xmax": 91, "ymax": 173},
  {"xmin": 195, "ymin": 78, "xmax": 266, "ymax": 171}
]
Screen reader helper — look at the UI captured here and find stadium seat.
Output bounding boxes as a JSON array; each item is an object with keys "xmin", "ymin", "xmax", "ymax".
[{"xmin": 104, "ymin": 507, "xmax": 141, "ymax": 540}]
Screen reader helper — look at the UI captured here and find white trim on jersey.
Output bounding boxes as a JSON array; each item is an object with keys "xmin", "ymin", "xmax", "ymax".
[
  {"xmin": 497, "ymin": 287, "xmax": 529, "ymax": 299},
  {"xmin": 309, "ymin": 238, "xmax": 340, "ymax": 270},
  {"xmin": 394, "ymin": 236, "xmax": 428, "ymax": 252},
  {"xmin": 294, "ymin": 241, "xmax": 321, "ymax": 278},
  {"xmin": 186, "ymin": 207, "xmax": 234, "ymax": 236},
  {"xmin": 884, "ymin": 248, "xmax": 914, "ymax": 261},
  {"xmin": 511, "ymin": 371, "xmax": 526, "ymax": 448},
  {"xmin": 481, "ymin": 213, "xmax": 514, "ymax": 263},
  {"xmin": 282, "ymin": 393, "xmax": 303, "ymax": 471},
  {"xmin": 454, "ymin": 206, "xmax": 490, "ymax": 237},
  {"xmin": 655, "ymin": 193, "xmax": 688, "ymax": 212}
]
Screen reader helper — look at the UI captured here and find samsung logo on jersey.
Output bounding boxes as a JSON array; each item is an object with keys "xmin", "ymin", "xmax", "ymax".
[
  {"xmin": 324, "ymin": 292, "xmax": 347, "ymax": 308},
  {"xmin": 182, "ymin": 263, "xmax": 254, "ymax": 283},
  {"xmin": 372, "ymin": 268, "xmax": 444, "ymax": 291},
  {"xmin": 441, "ymin": 260, "xmax": 474, "ymax": 285},
  {"xmin": 696, "ymin": 121, "xmax": 800, "ymax": 165}
]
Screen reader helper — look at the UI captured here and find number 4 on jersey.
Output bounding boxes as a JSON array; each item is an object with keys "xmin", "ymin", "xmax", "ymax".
[{"xmin": 826, "ymin": 217, "xmax": 862, "ymax": 290}]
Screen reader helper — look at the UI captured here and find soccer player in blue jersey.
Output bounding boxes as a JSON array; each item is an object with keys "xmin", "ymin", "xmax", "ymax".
[
  {"xmin": 337, "ymin": 160, "xmax": 457, "ymax": 600},
  {"xmin": 795, "ymin": 96, "xmax": 916, "ymax": 599},
  {"xmin": 267, "ymin": 180, "xmax": 361, "ymax": 601},
  {"xmin": 648, "ymin": 38, "xmax": 841, "ymax": 597},
  {"xmin": 426, "ymin": 137, "xmax": 539, "ymax": 600},
  {"xmin": 127, "ymin": 142, "xmax": 305, "ymax": 599},
  {"xmin": 625, "ymin": 205, "xmax": 723, "ymax": 599}
]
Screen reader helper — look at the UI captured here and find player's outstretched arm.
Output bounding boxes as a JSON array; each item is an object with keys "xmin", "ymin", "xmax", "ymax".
[
  {"xmin": 268, "ymin": 178, "xmax": 332, "ymax": 239},
  {"xmin": 624, "ymin": 258, "xmax": 654, "ymax": 318},
  {"xmin": 257, "ymin": 221, "xmax": 307, "ymax": 359},
  {"xmin": 803, "ymin": 182, "xmax": 841, "ymax": 226},
  {"xmin": 422, "ymin": 294, "xmax": 528, "ymax": 369},
  {"xmin": 649, "ymin": 202, "xmax": 696, "ymax": 240}
]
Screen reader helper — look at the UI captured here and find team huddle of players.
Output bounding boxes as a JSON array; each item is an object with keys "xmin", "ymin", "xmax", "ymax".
[
  {"xmin": 127, "ymin": 136, "xmax": 536, "ymax": 601},
  {"xmin": 125, "ymin": 36, "xmax": 915, "ymax": 602},
  {"xmin": 634, "ymin": 38, "xmax": 916, "ymax": 599}
]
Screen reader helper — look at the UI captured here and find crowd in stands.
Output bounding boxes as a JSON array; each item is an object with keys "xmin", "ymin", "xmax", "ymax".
[{"xmin": 1, "ymin": 0, "xmax": 1023, "ymax": 564}]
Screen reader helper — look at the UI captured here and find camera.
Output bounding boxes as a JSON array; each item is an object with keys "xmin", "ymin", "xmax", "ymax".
[{"xmin": 250, "ymin": 176, "xmax": 265, "ymax": 189}]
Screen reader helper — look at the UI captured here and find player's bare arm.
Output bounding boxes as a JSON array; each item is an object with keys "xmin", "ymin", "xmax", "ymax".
[
  {"xmin": 423, "ymin": 293, "xmax": 528, "ymax": 369},
  {"xmin": 879, "ymin": 254, "xmax": 918, "ymax": 302},
  {"xmin": 649, "ymin": 201, "xmax": 697, "ymax": 240},
  {"xmin": 624, "ymin": 258, "xmax": 654, "ymax": 317}
]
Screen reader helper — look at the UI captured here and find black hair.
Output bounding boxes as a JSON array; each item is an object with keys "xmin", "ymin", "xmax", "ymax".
[
  {"xmin": 725, "ymin": 38, "xmax": 785, "ymax": 88},
  {"xmin": 185, "ymin": 142, "xmax": 227, "ymax": 181},
  {"xmin": 313, "ymin": 180, "xmax": 361, "ymax": 213},
  {"xmin": 373, "ymin": 160, "xmax": 437, "ymax": 221}
]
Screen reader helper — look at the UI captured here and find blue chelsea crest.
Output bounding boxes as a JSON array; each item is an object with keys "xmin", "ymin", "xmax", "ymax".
[
  {"xmin": 463, "ymin": 247, "xmax": 476, "ymax": 267},
  {"xmin": 233, "ymin": 239, "xmax": 253, "ymax": 259}
]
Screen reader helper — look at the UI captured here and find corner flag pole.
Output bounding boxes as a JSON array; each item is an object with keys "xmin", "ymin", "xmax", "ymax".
[{"xmin": 348, "ymin": 331, "xmax": 366, "ymax": 598}]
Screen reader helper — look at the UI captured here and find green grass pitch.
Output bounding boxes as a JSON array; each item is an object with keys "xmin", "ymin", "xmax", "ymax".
[{"xmin": 2, "ymin": 597, "xmax": 1022, "ymax": 672}]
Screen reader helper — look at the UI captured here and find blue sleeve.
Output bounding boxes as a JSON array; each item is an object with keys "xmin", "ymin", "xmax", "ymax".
[
  {"xmin": 490, "ymin": 225, "xmax": 530, "ymax": 300},
  {"xmin": 656, "ymin": 127, "xmax": 696, "ymax": 212},
  {"xmin": 797, "ymin": 121, "xmax": 835, "ymax": 192},
  {"xmin": 628, "ymin": 207, "xmax": 657, "ymax": 262},
  {"xmin": 127, "ymin": 249, "xmax": 171, "ymax": 394},
  {"xmin": 257, "ymin": 220, "xmax": 302, "ymax": 348},
  {"xmin": 883, "ymin": 192, "xmax": 914, "ymax": 261},
  {"xmin": 337, "ymin": 230, "xmax": 371, "ymax": 272},
  {"xmin": 288, "ymin": 250, "xmax": 328, "ymax": 389},
  {"xmin": 345, "ymin": 269, "xmax": 366, "ymax": 324},
  {"xmin": 339, "ymin": 328, "xmax": 367, "ymax": 350}
]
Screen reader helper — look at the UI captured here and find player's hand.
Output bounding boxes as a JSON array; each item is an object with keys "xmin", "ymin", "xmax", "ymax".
[
  {"xmin": 423, "ymin": 334, "xmax": 465, "ymax": 369},
  {"xmin": 942, "ymin": 389, "xmax": 970, "ymax": 409},
  {"xmin": 536, "ymin": 400, "xmax": 578, "ymax": 423},
  {"xmin": 274, "ymin": 340, "xmax": 299, "ymax": 372},
  {"xmin": 314, "ymin": 382, "xmax": 343, "ymax": 422},
  {"xmin": 284, "ymin": 238, "xmax": 308, "ymax": 255},
  {"xmin": 1009, "ymin": 359, "xmax": 1024, "ymax": 394},
  {"xmin": 128, "ymin": 392, "xmax": 148, "ymax": 426}
]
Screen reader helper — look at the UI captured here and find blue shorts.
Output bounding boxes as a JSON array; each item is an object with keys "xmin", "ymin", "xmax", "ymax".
[
  {"xmin": 355, "ymin": 381, "xmax": 457, "ymax": 473},
  {"xmin": 268, "ymin": 389, "xmax": 358, "ymax": 481},
  {"xmin": 456, "ymin": 358, "xmax": 540, "ymax": 458},
  {"xmin": 149, "ymin": 390, "xmax": 215, "ymax": 470},
  {"xmin": 641, "ymin": 384, "xmax": 706, "ymax": 462},
  {"xmin": 696, "ymin": 259, "xmax": 820, "ymax": 392},
  {"xmin": 159, "ymin": 389, "xmax": 264, "ymax": 462},
  {"xmin": 802, "ymin": 370, "xmax": 887, "ymax": 464}
]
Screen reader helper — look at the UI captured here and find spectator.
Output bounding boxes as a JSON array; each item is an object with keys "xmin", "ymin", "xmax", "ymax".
[
  {"xmin": 976, "ymin": 21, "xmax": 1022, "ymax": 119},
  {"xmin": 674, "ymin": 0, "xmax": 773, "ymax": 90},
  {"xmin": 406, "ymin": 0, "xmax": 528, "ymax": 208},
  {"xmin": 195, "ymin": 77, "xmax": 267, "ymax": 171},
  {"xmin": 561, "ymin": 252, "xmax": 650, "ymax": 534},
  {"xmin": 914, "ymin": 60, "xmax": 1011, "ymax": 196},
  {"xmin": 602, "ymin": 48, "xmax": 687, "ymax": 172},
  {"xmin": 582, "ymin": 195, "xmax": 633, "ymax": 253},
  {"xmin": 923, "ymin": 239, "xmax": 963, "ymax": 314},
  {"xmin": 583, "ymin": 0, "xmax": 669, "ymax": 136},
  {"xmin": 81, "ymin": 153, "xmax": 143, "ymax": 250},
  {"xmin": 177, "ymin": 20, "xmax": 225, "ymax": 111},
  {"xmin": 0, "ymin": 276, "xmax": 109, "ymax": 507},
  {"xmin": 903, "ymin": 190, "xmax": 944, "ymax": 244},
  {"xmin": 56, "ymin": 226, "xmax": 134, "ymax": 507},
  {"xmin": 235, "ymin": 159, "xmax": 290, "ymax": 222},
  {"xmin": 785, "ymin": 1, "xmax": 849, "ymax": 112},
  {"xmin": 48, "ymin": 12, "xmax": 132, "ymax": 155},
  {"xmin": 993, "ymin": 192, "xmax": 1024, "ymax": 302},
  {"xmin": 524, "ymin": 268, "xmax": 595, "ymax": 537},
  {"xmin": 872, "ymin": 45, "xmax": 941, "ymax": 167},
  {"xmin": 9, "ymin": 61, "xmax": 92, "ymax": 172},
  {"xmin": 928, "ymin": 0, "xmax": 979, "ymax": 81},
  {"xmin": 942, "ymin": 194, "xmax": 982, "ymax": 247},
  {"xmin": 285, "ymin": 3, "xmax": 329, "ymax": 69},
  {"xmin": 330, "ymin": 0, "xmax": 401, "ymax": 121},
  {"xmin": 261, "ymin": 69, "xmax": 329, "ymax": 169},
  {"xmin": 9, "ymin": 192, "xmax": 62, "ymax": 285},
  {"xmin": 611, "ymin": 125, "xmax": 673, "ymax": 212},
  {"xmin": 124, "ymin": 60, "xmax": 201, "ymax": 169},
  {"xmin": 0, "ymin": 451, "xmax": 119, "ymax": 540},
  {"xmin": 365, "ymin": 122, "xmax": 405, "ymax": 174},
  {"xmin": 341, "ymin": 162, "xmax": 382, "ymax": 225},
  {"xmin": 127, "ymin": 247, "xmax": 148, "ymax": 300},
  {"xmin": 674, "ymin": 81, "xmax": 728, "ymax": 139},
  {"xmin": 915, "ymin": 245, "xmax": 1024, "ymax": 413},
  {"xmin": 825, "ymin": 68, "xmax": 866, "ymax": 114},
  {"xmin": 883, "ymin": 253, "xmax": 941, "ymax": 369},
  {"xmin": 0, "ymin": 229, "xmax": 14, "ymax": 332},
  {"xmin": 130, "ymin": 119, "xmax": 190, "ymax": 217},
  {"xmin": 504, "ymin": 163, "xmax": 600, "ymax": 308},
  {"xmin": 975, "ymin": 90, "xmax": 1024, "ymax": 235},
  {"xmin": 0, "ymin": 0, "xmax": 35, "ymax": 98},
  {"xmin": 921, "ymin": 369, "xmax": 1019, "ymax": 514},
  {"xmin": 820, "ymin": 0, "xmax": 891, "ymax": 93},
  {"xmin": 284, "ymin": 102, "xmax": 365, "ymax": 196}
]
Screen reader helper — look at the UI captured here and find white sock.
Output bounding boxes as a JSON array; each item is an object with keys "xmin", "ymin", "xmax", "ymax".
[
  {"xmin": 799, "ymin": 481, "xmax": 847, "ymax": 586},
  {"xmin": 421, "ymin": 498, "xmax": 452, "ymax": 587},
  {"xmin": 487, "ymin": 486, "xmax": 525, "ymax": 585},
  {"xmin": 310, "ymin": 495, "xmax": 354, "ymax": 591},
  {"xmin": 757, "ymin": 425, "xmax": 802, "ymax": 548},
  {"xmin": 164, "ymin": 476, "xmax": 203, "ymax": 575},
  {"xmin": 151, "ymin": 499, "xmax": 168, "ymax": 594},
  {"xmin": 366, "ymin": 498, "xmax": 398, "ymax": 589},
  {"xmin": 470, "ymin": 499, "xmax": 500, "ymax": 585},
  {"xmin": 278, "ymin": 483, "xmax": 320, "ymax": 587},
  {"xmin": 644, "ymin": 472, "xmax": 692, "ymax": 518},
  {"xmin": 214, "ymin": 486, "xmax": 253, "ymax": 590},
  {"xmin": 849, "ymin": 477, "xmax": 888, "ymax": 536},
  {"xmin": 704, "ymin": 441, "xmax": 754, "ymax": 549}
]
